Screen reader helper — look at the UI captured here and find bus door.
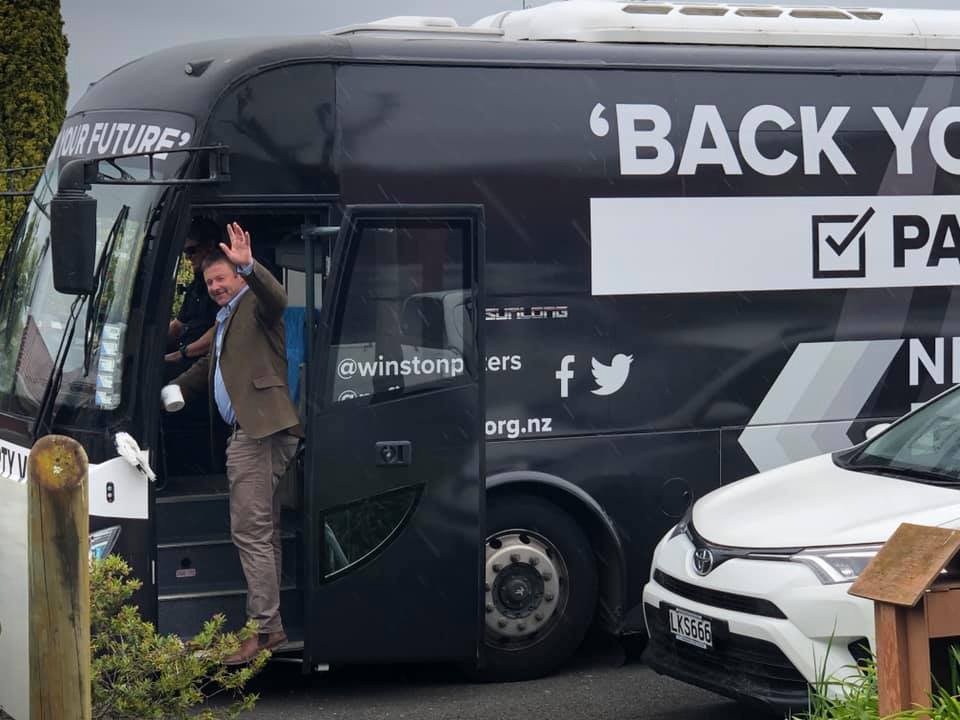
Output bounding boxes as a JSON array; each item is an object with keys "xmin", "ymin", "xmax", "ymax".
[{"xmin": 304, "ymin": 205, "xmax": 485, "ymax": 665}]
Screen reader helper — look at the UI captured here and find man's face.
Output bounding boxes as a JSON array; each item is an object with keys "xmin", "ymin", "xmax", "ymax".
[
  {"xmin": 183, "ymin": 238, "xmax": 209, "ymax": 273},
  {"xmin": 204, "ymin": 259, "xmax": 246, "ymax": 307}
]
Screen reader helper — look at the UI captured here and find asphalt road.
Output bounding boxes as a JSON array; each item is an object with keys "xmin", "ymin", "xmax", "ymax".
[{"xmin": 238, "ymin": 638, "xmax": 785, "ymax": 720}]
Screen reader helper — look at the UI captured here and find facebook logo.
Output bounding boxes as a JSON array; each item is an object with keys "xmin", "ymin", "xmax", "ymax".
[{"xmin": 556, "ymin": 355, "xmax": 575, "ymax": 398}]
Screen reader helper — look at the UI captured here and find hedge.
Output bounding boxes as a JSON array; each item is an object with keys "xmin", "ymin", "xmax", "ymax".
[{"xmin": 0, "ymin": 1, "xmax": 68, "ymax": 254}]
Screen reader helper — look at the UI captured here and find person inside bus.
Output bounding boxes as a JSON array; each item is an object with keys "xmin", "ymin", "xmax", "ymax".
[
  {"xmin": 167, "ymin": 221, "xmax": 303, "ymax": 664},
  {"xmin": 164, "ymin": 217, "xmax": 220, "ymax": 382}
]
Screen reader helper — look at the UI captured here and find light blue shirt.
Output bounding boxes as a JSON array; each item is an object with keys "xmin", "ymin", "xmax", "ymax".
[{"xmin": 213, "ymin": 273, "xmax": 252, "ymax": 426}]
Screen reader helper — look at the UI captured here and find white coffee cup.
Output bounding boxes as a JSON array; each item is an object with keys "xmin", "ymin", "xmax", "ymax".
[{"xmin": 161, "ymin": 384, "xmax": 185, "ymax": 412}]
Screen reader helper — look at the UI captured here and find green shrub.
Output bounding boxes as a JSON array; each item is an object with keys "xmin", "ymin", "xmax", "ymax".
[
  {"xmin": 91, "ymin": 555, "xmax": 267, "ymax": 720},
  {"xmin": 794, "ymin": 646, "xmax": 960, "ymax": 720},
  {"xmin": 922, "ymin": 646, "xmax": 960, "ymax": 720},
  {"xmin": 799, "ymin": 655, "xmax": 880, "ymax": 720}
]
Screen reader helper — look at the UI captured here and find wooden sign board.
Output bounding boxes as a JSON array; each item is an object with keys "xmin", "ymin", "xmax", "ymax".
[{"xmin": 849, "ymin": 523, "xmax": 960, "ymax": 607}]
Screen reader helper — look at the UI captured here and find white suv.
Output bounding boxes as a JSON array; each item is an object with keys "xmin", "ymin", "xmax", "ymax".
[{"xmin": 643, "ymin": 386, "xmax": 960, "ymax": 714}]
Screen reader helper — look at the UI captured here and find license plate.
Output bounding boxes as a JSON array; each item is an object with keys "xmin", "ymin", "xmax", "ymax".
[{"xmin": 668, "ymin": 606, "xmax": 713, "ymax": 649}]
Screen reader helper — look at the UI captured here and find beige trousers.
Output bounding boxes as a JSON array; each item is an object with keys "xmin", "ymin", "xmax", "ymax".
[{"xmin": 226, "ymin": 427, "xmax": 299, "ymax": 634}]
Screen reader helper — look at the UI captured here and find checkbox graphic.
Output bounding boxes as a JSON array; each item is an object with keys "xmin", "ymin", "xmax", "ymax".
[{"xmin": 812, "ymin": 207, "xmax": 876, "ymax": 279}]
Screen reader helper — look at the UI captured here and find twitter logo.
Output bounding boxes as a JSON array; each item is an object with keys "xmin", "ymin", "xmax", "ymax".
[{"xmin": 591, "ymin": 354, "xmax": 633, "ymax": 396}]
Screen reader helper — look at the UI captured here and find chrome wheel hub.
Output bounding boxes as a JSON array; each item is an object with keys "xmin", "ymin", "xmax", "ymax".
[{"xmin": 485, "ymin": 531, "xmax": 563, "ymax": 641}]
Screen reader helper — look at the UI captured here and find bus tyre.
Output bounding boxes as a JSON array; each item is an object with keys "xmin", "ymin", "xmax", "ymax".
[{"xmin": 474, "ymin": 494, "xmax": 598, "ymax": 682}]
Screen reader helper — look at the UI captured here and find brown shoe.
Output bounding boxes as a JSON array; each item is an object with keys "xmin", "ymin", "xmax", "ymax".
[{"xmin": 223, "ymin": 630, "xmax": 288, "ymax": 666}]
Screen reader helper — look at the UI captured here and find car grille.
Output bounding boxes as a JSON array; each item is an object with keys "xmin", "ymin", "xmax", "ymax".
[
  {"xmin": 645, "ymin": 602, "xmax": 810, "ymax": 712},
  {"xmin": 654, "ymin": 569, "xmax": 788, "ymax": 619}
]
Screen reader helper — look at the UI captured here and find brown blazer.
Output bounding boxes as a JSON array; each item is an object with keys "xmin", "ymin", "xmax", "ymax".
[{"xmin": 173, "ymin": 260, "xmax": 303, "ymax": 440}]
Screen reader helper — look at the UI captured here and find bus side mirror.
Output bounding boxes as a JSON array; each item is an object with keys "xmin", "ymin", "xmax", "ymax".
[{"xmin": 50, "ymin": 159, "xmax": 97, "ymax": 295}]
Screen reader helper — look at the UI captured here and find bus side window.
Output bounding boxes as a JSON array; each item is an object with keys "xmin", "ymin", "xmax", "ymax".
[{"xmin": 325, "ymin": 220, "xmax": 471, "ymax": 406}]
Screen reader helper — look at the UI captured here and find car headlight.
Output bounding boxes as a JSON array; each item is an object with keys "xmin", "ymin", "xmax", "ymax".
[{"xmin": 790, "ymin": 544, "xmax": 883, "ymax": 584}]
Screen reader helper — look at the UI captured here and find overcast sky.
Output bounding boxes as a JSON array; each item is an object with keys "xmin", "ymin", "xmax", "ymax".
[{"xmin": 63, "ymin": 0, "xmax": 960, "ymax": 109}]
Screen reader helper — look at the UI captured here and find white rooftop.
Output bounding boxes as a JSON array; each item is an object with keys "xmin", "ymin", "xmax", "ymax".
[{"xmin": 332, "ymin": 0, "xmax": 960, "ymax": 51}]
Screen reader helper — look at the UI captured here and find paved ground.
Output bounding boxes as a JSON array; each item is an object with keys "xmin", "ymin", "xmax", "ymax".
[{"xmin": 237, "ymin": 638, "xmax": 785, "ymax": 720}]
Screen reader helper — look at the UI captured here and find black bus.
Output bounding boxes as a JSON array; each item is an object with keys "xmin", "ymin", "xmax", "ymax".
[{"xmin": 4, "ymin": 2, "xmax": 960, "ymax": 714}]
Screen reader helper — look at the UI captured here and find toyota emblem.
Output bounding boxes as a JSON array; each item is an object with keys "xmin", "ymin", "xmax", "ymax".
[{"xmin": 693, "ymin": 548, "xmax": 714, "ymax": 576}]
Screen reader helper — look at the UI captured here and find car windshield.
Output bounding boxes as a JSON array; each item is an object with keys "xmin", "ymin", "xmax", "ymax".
[
  {"xmin": 0, "ymin": 157, "xmax": 162, "ymax": 418},
  {"xmin": 846, "ymin": 388, "xmax": 960, "ymax": 485}
]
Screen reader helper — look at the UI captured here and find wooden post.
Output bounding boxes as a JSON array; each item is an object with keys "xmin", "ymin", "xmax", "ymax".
[
  {"xmin": 875, "ymin": 603, "xmax": 912, "ymax": 716},
  {"xmin": 28, "ymin": 435, "xmax": 90, "ymax": 720}
]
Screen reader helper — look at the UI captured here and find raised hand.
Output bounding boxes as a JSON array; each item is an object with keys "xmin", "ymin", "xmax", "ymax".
[{"xmin": 222, "ymin": 222, "xmax": 253, "ymax": 267}]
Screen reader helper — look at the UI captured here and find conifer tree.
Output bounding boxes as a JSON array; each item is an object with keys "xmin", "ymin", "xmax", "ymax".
[{"xmin": 0, "ymin": 1, "xmax": 69, "ymax": 254}]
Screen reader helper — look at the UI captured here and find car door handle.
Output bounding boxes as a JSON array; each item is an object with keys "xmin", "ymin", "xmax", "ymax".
[{"xmin": 376, "ymin": 441, "xmax": 412, "ymax": 466}]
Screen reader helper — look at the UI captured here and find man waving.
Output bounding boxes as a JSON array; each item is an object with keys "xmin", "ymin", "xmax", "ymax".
[{"xmin": 170, "ymin": 221, "xmax": 302, "ymax": 664}]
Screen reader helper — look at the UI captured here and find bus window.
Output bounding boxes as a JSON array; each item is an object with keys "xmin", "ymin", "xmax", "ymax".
[
  {"xmin": 322, "ymin": 485, "xmax": 419, "ymax": 577},
  {"xmin": 325, "ymin": 220, "xmax": 472, "ymax": 405}
]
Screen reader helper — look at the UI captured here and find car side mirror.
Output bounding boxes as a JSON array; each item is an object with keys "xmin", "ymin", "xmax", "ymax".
[
  {"xmin": 50, "ymin": 158, "xmax": 97, "ymax": 295},
  {"xmin": 864, "ymin": 423, "xmax": 891, "ymax": 441}
]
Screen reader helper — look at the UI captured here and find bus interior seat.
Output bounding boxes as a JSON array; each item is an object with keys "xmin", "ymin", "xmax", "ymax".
[
  {"xmin": 284, "ymin": 305, "xmax": 320, "ymax": 407},
  {"xmin": 284, "ymin": 306, "xmax": 306, "ymax": 405},
  {"xmin": 400, "ymin": 295, "xmax": 445, "ymax": 348},
  {"xmin": 279, "ymin": 305, "xmax": 311, "ymax": 511}
]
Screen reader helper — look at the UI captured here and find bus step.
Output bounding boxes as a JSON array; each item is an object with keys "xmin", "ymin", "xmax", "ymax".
[
  {"xmin": 156, "ymin": 491, "xmax": 230, "ymax": 543},
  {"xmin": 274, "ymin": 639, "xmax": 304, "ymax": 655},
  {"xmin": 157, "ymin": 585, "xmax": 302, "ymax": 639},
  {"xmin": 157, "ymin": 533, "xmax": 297, "ymax": 595},
  {"xmin": 156, "ymin": 489, "xmax": 302, "ymax": 545},
  {"xmin": 267, "ymin": 638, "xmax": 304, "ymax": 663},
  {"xmin": 158, "ymin": 473, "xmax": 228, "ymax": 495}
]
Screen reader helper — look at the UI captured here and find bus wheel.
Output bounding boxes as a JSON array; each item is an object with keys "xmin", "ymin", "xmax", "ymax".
[{"xmin": 474, "ymin": 494, "xmax": 598, "ymax": 681}]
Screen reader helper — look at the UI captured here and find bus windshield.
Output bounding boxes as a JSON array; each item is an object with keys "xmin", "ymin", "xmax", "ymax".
[{"xmin": 0, "ymin": 158, "xmax": 161, "ymax": 418}]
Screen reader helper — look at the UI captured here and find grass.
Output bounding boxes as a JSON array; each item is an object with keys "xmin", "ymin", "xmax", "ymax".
[{"xmin": 795, "ymin": 645, "xmax": 960, "ymax": 720}]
